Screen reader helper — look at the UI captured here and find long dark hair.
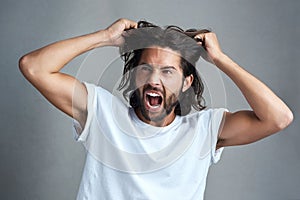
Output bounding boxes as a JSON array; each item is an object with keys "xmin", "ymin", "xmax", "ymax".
[{"xmin": 118, "ymin": 20, "xmax": 209, "ymax": 116}]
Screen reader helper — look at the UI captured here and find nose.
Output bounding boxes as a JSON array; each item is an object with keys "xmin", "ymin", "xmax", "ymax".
[{"xmin": 147, "ymin": 70, "xmax": 161, "ymax": 87}]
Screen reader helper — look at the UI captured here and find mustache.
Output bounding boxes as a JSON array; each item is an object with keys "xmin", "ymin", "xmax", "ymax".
[{"xmin": 142, "ymin": 84, "xmax": 164, "ymax": 96}]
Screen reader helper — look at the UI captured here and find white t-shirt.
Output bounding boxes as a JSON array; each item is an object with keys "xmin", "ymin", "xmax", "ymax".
[{"xmin": 73, "ymin": 83, "xmax": 227, "ymax": 200}]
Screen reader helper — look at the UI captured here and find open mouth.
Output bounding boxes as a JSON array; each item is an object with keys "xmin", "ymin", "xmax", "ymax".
[{"xmin": 144, "ymin": 91, "xmax": 163, "ymax": 110}]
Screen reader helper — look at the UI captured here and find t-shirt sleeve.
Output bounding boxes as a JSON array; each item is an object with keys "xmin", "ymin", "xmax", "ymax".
[
  {"xmin": 72, "ymin": 82, "xmax": 96, "ymax": 142},
  {"xmin": 210, "ymin": 108, "xmax": 228, "ymax": 164}
]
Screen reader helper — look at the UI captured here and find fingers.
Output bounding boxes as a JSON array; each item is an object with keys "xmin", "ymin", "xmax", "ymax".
[
  {"xmin": 194, "ymin": 33, "xmax": 206, "ymax": 47},
  {"xmin": 194, "ymin": 32, "xmax": 218, "ymax": 48},
  {"xmin": 194, "ymin": 32, "xmax": 223, "ymax": 62},
  {"xmin": 105, "ymin": 18, "xmax": 138, "ymax": 46},
  {"xmin": 117, "ymin": 18, "xmax": 138, "ymax": 30},
  {"xmin": 124, "ymin": 19, "xmax": 138, "ymax": 30}
]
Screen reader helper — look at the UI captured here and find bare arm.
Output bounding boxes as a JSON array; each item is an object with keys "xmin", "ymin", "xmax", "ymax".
[
  {"xmin": 195, "ymin": 33, "xmax": 293, "ymax": 147},
  {"xmin": 19, "ymin": 18, "xmax": 137, "ymax": 128}
]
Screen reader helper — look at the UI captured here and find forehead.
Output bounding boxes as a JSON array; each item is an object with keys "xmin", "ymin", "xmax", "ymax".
[{"xmin": 139, "ymin": 46, "xmax": 182, "ymax": 69}]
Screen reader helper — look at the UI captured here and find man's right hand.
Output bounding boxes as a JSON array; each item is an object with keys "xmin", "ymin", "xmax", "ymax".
[{"xmin": 105, "ymin": 18, "xmax": 138, "ymax": 46}]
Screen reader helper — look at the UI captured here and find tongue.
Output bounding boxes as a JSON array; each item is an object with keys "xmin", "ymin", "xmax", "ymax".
[{"xmin": 149, "ymin": 96, "xmax": 160, "ymax": 106}]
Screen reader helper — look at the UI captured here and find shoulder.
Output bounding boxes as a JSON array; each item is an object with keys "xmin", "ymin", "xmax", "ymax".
[
  {"xmin": 179, "ymin": 108, "xmax": 227, "ymax": 135},
  {"xmin": 183, "ymin": 108, "xmax": 227, "ymax": 122},
  {"xmin": 84, "ymin": 82, "xmax": 111, "ymax": 97}
]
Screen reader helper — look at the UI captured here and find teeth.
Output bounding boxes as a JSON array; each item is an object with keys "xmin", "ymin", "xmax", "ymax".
[
  {"xmin": 147, "ymin": 92, "xmax": 160, "ymax": 97},
  {"xmin": 151, "ymin": 105, "xmax": 160, "ymax": 108}
]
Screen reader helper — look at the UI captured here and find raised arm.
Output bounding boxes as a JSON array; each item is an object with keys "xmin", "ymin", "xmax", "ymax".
[
  {"xmin": 19, "ymin": 18, "xmax": 137, "ymax": 128},
  {"xmin": 194, "ymin": 32, "xmax": 293, "ymax": 147}
]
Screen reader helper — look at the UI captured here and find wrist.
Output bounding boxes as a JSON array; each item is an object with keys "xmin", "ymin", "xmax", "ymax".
[
  {"xmin": 211, "ymin": 52, "xmax": 228, "ymax": 65},
  {"xmin": 90, "ymin": 30, "xmax": 113, "ymax": 48}
]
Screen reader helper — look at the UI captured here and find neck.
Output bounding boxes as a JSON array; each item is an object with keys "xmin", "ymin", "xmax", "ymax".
[{"xmin": 134, "ymin": 108, "xmax": 176, "ymax": 127}]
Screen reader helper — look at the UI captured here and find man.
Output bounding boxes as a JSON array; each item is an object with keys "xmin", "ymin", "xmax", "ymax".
[{"xmin": 19, "ymin": 18, "xmax": 293, "ymax": 200}]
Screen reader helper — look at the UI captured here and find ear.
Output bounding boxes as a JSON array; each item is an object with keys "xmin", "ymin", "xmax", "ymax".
[{"xmin": 182, "ymin": 74, "xmax": 194, "ymax": 92}]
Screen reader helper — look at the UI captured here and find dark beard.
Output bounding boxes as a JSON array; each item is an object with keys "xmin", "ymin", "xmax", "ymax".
[{"xmin": 129, "ymin": 85, "xmax": 181, "ymax": 122}]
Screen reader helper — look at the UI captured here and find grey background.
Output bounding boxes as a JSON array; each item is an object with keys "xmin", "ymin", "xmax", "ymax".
[{"xmin": 1, "ymin": 0, "xmax": 299, "ymax": 199}]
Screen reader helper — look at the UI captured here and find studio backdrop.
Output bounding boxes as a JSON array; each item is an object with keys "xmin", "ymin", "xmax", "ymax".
[{"xmin": 0, "ymin": 0, "xmax": 299, "ymax": 199}]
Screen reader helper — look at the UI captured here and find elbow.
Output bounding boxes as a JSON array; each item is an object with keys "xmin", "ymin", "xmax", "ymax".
[
  {"xmin": 19, "ymin": 55, "xmax": 27, "ymax": 72},
  {"xmin": 19, "ymin": 54, "xmax": 38, "ymax": 79},
  {"xmin": 273, "ymin": 109, "xmax": 294, "ymax": 132}
]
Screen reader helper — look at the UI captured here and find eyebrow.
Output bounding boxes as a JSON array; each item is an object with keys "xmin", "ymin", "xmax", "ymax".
[
  {"xmin": 161, "ymin": 66, "xmax": 177, "ymax": 71},
  {"xmin": 139, "ymin": 62, "xmax": 177, "ymax": 71}
]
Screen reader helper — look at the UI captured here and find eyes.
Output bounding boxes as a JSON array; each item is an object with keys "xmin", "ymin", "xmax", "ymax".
[{"xmin": 137, "ymin": 64, "xmax": 176, "ymax": 76}]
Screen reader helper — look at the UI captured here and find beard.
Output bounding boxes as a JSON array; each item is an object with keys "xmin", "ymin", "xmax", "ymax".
[{"xmin": 129, "ymin": 84, "xmax": 182, "ymax": 123}]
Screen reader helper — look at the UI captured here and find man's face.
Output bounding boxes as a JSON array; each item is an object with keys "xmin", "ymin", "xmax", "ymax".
[{"xmin": 134, "ymin": 46, "xmax": 193, "ymax": 126}]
